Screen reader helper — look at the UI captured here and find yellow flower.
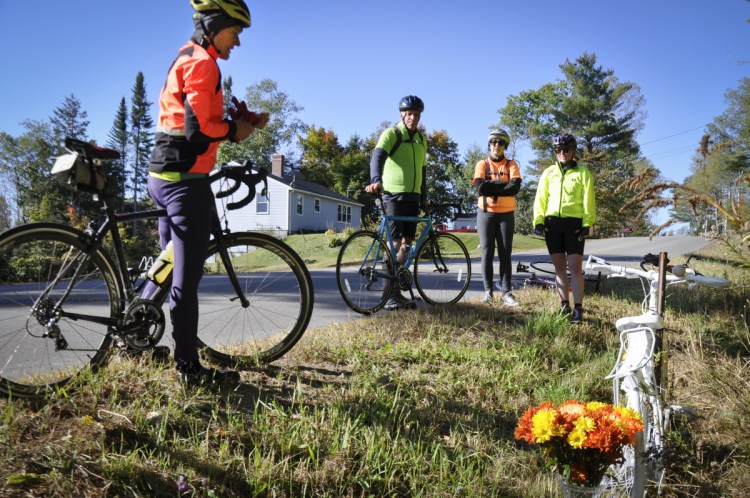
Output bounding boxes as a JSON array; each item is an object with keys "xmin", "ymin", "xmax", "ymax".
[
  {"xmin": 614, "ymin": 405, "xmax": 642, "ymax": 422},
  {"xmin": 568, "ymin": 427, "xmax": 587, "ymax": 448},
  {"xmin": 531, "ymin": 408, "xmax": 561, "ymax": 443},
  {"xmin": 574, "ymin": 415, "xmax": 595, "ymax": 432},
  {"xmin": 586, "ymin": 401, "xmax": 607, "ymax": 411}
]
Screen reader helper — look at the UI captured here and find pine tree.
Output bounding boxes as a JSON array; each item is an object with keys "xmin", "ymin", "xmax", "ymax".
[
  {"xmin": 105, "ymin": 97, "xmax": 129, "ymax": 210},
  {"xmin": 50, "ymin": 94, "xmax": 90, "ymax": 153},
  {"xmin": 129, "ymin": 72, "xmax": 154, "ymax": 209},
  {"xmin": 499, "ymin": 53, "xmax": 647, "ymax": 236}
]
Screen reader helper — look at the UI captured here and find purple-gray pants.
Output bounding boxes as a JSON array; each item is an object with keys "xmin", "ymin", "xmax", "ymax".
[{"xmin": 143, "ymin": 175, "xmax": 213, "ymax": 365}]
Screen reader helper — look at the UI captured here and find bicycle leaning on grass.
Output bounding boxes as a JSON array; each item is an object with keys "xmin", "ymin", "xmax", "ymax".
[
  {"xmin": 335, "ymin": 194, "xmax": 472, "ymax": 315},
  {"xmin": 0, "ymin": 137, "xmax": 314, "ymax": 399},
  {"xmin": 512, "ymin": 260, "xmax": 602, "ymax": 293},
  {"xmin": 584, "ymin": 253, "xmax": 729, "ymax": 497}
]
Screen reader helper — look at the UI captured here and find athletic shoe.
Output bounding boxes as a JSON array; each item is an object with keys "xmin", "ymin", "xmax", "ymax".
[
  {"xmin": 502, "ymin": 293, "xmax": 519, "ymax": 307},
  {"xmin": 481, "ymin": 291, "xmax": 494, "ymax": 303},
  {"xmin": 560, "ymin": 304, "xmax": 572, "ymax": 316},
  {"xmin": 384, "ymin": 294, "xmax": 416, "ymax": 311},
  {"xmin": 570, "ymin": 307, "xmax": 584, "ymax": 324},
  {"xmin": 177, "ymin": 360, "xmax": 240, "ymax": 387}
]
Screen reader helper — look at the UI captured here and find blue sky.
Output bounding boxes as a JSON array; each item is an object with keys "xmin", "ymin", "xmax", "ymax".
[{"xmin": 1, "ymin": 0, "xmax": 748, "ymax": 187}]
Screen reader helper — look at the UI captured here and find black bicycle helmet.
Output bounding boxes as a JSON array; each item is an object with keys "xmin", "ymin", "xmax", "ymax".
[
  {"xmin": 398, "ymin": 95, "xmax": 425, "ymax": 113},
  {"xmin": 488, "ymin": 129, "xmax": 510, "ymax": 145},
  {"xmin": 552, "ymin": 133, "xmax": 577, "ymax": 150}
]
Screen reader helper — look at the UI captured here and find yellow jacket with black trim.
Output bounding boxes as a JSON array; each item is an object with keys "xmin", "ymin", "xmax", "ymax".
[{"xmin": 533, "ymin": 161, "xmax": 596, "ymax": 228}]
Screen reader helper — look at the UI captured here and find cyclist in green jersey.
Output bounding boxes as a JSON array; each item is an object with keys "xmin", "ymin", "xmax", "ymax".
[{"xmin": 366, "ymin": 95, "xmax": 428, "ymax": 311}]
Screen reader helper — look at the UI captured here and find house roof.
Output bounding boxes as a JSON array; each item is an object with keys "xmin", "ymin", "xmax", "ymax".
[{"xmin": 269, "ymin": 172, "xmax": 364, "ymax": 207}]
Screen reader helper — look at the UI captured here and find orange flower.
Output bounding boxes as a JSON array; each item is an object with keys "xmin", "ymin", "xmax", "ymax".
[{"xmin": 515, "ymin": 400, "xmax": 643, "ymax": 486}]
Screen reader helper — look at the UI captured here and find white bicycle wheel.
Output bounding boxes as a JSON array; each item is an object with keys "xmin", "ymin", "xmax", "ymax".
[{"xmin": 615, "ymin": 374, "xmax": 665, "ymax": 497}]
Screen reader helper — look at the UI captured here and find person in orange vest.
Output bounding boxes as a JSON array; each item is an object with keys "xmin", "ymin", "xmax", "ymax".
[
  {"xmin": 472, "ymin": 129, "xmax": 523, "ymax": 306},
  {"xmin": 145, "ymin": 0, "xmax": 264, "ymax": 386}
]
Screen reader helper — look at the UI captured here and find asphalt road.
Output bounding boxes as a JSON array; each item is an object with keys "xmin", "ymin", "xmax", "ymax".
[{"xmin": 306, "ymin": 235, "xmax": 717, "ymax": 331}]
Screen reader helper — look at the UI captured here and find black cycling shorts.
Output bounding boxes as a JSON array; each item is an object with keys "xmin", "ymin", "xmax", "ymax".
[
  {"xmin": 384, "ymin": 200, "xmax": 419, "ymax": 241},
  {"xmin": 543, "ymin": 216, "xmax": 585, "ymax": 255}
]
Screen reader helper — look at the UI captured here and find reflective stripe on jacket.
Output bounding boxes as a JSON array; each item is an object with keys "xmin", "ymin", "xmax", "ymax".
[
  {"xmin": 533, "ymin": 162, "xmax": 596, "ymax": 228},
  {"xmin": 149, "ymin": 40, "xmax": 235, "ymax": 175}
]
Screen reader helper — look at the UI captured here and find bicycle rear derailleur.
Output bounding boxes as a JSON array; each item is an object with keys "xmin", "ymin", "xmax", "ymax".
[{"xmin": 120, "ymin": 299, "xmax": 166, "ymax": 351}]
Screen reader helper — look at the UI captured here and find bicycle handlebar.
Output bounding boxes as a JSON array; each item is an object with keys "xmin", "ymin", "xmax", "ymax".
[
  {"xmin": 212, "ymin": 161, "xmax": 268, "ymax": 211},
  {"xmin": 368, "ymin": 192, "xmax": 464, "ymax": 221},
  {"xmin": 585, "ymin": 255, "xmax": 730, "ymax": 288}
]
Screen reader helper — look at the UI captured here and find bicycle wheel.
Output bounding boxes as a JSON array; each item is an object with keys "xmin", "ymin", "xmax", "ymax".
[
  {"xmin": 0, "ymin": 223, "xmax": 120, "ymax": 398},
  {"xmin": 414, "ymin": 232, "xmax": 471, "ymax": 305},
  {"xmin": 196, "ymin": 232, "xmax": 313, "ymax": 366},
  {"xmin": 336, "ymin": 230, "xmax": 392, "ymax": 315},
  {"xmin": 529, "ymin": 260, "xmax": 560, "ymax": 277},
  {"xmin": 617, "ymin": 375, "xmax": 664, "ymax": 498}
]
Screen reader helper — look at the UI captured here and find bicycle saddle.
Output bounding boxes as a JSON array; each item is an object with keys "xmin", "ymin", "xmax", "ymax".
[{"xmin": 65, "ymin": 137, "xmax": 121, "ymax": 161}]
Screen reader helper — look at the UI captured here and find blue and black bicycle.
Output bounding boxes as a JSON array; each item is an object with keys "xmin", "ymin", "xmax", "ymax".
[{"xmin": 336, "ymin": 194, "xmax": 472, "ymax": 315}]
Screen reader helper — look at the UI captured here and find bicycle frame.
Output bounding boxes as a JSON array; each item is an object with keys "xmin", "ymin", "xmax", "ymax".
[
  {"xmin": 43, "ymin": 163, "xmax": 265, "ymax": 339},
  {"xmin": 586, "ymin": 253, "xmax": 730, "ymax": 497},
  {"xmin": 367, "ymin": 212, "xmax": 434, "ymax": 285},
  {"xmin": 361, "ymin": 193, "xmax": 464, "ymax": 291}
]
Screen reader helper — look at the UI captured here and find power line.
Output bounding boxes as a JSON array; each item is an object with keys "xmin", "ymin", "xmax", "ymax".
[{"xmin": 640, "ymin": 126, "xmax": 707, "ymax": 146}]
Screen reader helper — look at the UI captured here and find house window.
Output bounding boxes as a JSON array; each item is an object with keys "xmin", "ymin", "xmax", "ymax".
[
  {"xmin": 314, "ymin": 198, "xmax": 320, "ymax": 213},
  {"xmin": 256, "ymin": 193, "xmax": 268, "ymax": 214},
  {"xmin": 296, "ymin": 194, "xmax": 303, "ymax": 215},
  {"xmin": 337, "ymin": 204, "xmax": 351, "ymax": 224}
]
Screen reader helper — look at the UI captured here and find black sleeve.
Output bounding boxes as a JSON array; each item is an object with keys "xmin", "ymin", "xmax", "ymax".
[
  {"xmin": 476, "ymin": 180, "xmax": 508, "ymax": 196},
  {"xmin": 496, "ymin": 177, "xmax": 522, "ymax": 197},
  {"xmin": 369, "ymin": 147, "xmax": 388, "ymax": 184}
]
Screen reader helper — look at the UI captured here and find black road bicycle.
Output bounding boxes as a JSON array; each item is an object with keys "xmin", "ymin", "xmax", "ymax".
[{"xmin": 0, "ymin": 138, "xmax": 314, "ymax": 399}]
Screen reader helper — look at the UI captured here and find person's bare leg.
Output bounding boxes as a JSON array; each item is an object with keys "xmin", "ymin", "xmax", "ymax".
[
  {"xmin": 568, "ymin": 254, "xmax": 584, "ymax": 306},
  {"xmin": 550, "ymin": 252, "xmax": 570, "ymax": 304}
]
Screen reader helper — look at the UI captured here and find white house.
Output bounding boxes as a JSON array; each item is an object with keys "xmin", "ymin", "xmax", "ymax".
[{"xmin": 214, "ymin": 155, "xmax": 363, "ymax": 236}]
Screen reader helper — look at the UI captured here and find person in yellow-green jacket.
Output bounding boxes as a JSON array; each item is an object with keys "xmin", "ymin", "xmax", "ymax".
[
  {"xmin": 365, "ymin": 95, "xmax": 427, "ymax": 311},
  {"xmin": 532, "ymin": 133, "xmax": 596, "ymax": 323}
]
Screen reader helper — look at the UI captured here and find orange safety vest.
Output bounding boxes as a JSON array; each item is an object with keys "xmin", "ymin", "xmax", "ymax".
[
  {"xmin": 472, "ymin": 157, "xmax": 522, "ymax": 213},
  {"xmin": 149, "ymin": 40, "xmax": 235, "ymax": 175}
]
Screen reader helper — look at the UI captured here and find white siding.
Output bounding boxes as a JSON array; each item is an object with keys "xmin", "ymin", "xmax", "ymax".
[
  {"xmin": 212, "ymin": 179, "xmax": 289, "ymax": 233},
  {"xmin": 288, "ymin": 194, "xmax": 361, "ymax": 232},
  {"xmin": 213, "ymin": 176, "xmax": 361, "ymax": 234}
]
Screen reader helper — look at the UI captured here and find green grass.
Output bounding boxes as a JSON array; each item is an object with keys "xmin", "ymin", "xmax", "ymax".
[{"xmin": 1, "ymin": 242, "xmax": 748, "ymax": 497}]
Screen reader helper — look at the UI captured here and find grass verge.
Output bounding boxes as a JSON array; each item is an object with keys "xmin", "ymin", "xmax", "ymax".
[{"xmin": 1, "ymin": 243, "xmax": 748, "ymax": 497}]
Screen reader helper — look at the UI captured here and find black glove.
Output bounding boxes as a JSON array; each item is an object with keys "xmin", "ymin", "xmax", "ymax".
[
  {"xmin": 534, "ymin": 224, "xmax": 545, "ymax": 237},
  {"xmin": 575, "ymin": 227, "xmax": 590, "ymax": 241}
]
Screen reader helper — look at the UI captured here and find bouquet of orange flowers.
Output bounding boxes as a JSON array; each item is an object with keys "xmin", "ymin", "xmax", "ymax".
[{"xmin": 515, "ymin": 400, "xmax": 643, "ymax": 486}]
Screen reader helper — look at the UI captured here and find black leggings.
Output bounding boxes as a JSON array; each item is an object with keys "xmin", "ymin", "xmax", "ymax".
[{"xmin": 477, "ymin": 210, "xmax": 515, "ymax": 293}]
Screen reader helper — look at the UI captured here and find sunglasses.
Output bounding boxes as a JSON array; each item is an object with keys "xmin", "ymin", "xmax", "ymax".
[
  {"xmin": 489, "ymin": 140, "xmax": 506, "ymax": 146},
  {"xmin": 554, "ymin": 147, "xmax": 571, "ymax": 153}
]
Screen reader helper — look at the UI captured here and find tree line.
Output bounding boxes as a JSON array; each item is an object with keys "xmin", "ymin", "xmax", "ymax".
[{"xmin": 0, "ymin": 53, "xmax": 747, "ymax": 257}]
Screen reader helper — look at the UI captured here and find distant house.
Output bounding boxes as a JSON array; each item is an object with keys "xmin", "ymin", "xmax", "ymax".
[
  {"xmin": 214, "ymin": 154, "xmax": 362, "ymax": 237},
  {"xmin": 452, "ymin": 215, "xmax": 478, "ymax": 231}
]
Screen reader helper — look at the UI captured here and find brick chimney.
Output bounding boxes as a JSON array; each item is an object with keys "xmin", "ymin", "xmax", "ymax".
[{"xmin": 271, "ymin": 154, "xmax": 285, "ymax": 177}]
